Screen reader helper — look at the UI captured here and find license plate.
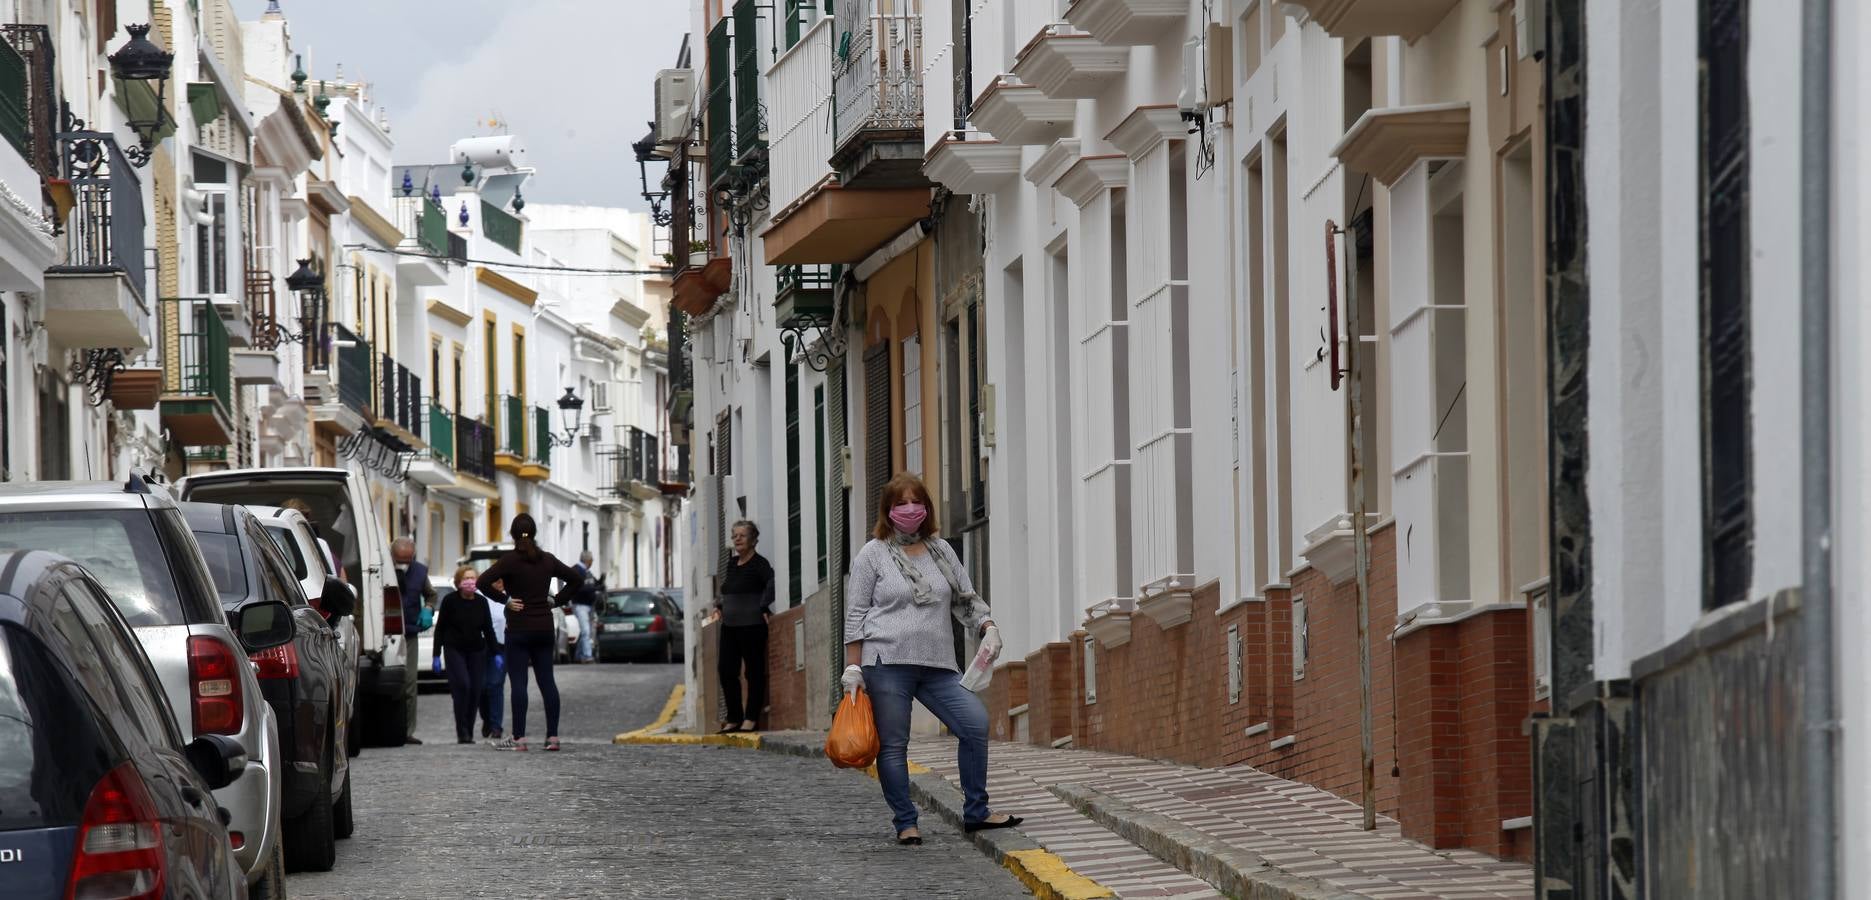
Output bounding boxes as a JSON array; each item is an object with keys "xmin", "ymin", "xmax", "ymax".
[{"xmin": 618, "ymin": 623, "xmax": 637, "ymax": 632}]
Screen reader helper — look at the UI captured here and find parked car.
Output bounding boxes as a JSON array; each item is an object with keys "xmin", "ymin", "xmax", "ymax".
[
  {"xmin": 458, "ymin": 543, "xmax": 571, "ymax": 663},
  {"xmin": 596, "ymin": 589, "xmax": 684, "ymax": 663},
  {"xmin": 251, "ymin": 505, "xmax": 363, "ymax": 757},
  {"xmin": 0, "ymin": 548, "xmax": 259, "ymax": 900},
  {"xmin": 184, "ymin": 502, "xmax": 357, "ymax": 873},
  {"xmin": 0, "ymin": 477, "xmax": 289, "ymax": 898},
  {"xmin": 177, "ymin": 468, "xmax": 408, "ymax": 747}
]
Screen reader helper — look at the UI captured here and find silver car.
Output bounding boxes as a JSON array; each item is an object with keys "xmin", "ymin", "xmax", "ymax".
[{"xmin": 0, "ymin": 477, "xmax": 288, "ymax": 897}]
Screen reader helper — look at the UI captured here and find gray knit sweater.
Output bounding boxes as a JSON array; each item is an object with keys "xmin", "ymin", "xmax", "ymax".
[{"xmin": 844, "ymin": 538, "xmax": 992, "ymax": 670}]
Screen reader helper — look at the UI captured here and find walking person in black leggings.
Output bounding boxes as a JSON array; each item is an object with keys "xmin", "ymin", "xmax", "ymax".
[
  {"xmin": 478, "ymin": 514, "xmax": 584, "ymax": 751},
  {"xmin": 711, "ymin": 520, "xmax": 774, "ymax": 733},
  {"xmin": 432, "ymin": 566, "xmax": 499, "ymax": 744}
]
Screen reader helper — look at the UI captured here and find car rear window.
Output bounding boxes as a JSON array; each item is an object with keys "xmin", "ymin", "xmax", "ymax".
[
  {"xmin": 604, "ymin": 592, "xmax": 658, "ymax": 617},
  {"xmin": 0, "ymin": 510, "xmax": 199, "ymax": 627},
  {"xmin": 183, "ymin": 480, "xmax": 363, "ymax": 586},
  {"xmin": 265, "ymin": 526, "xmax": 309, "ymax": 580},
  {"xmin": 0, "ymin": 624, "xmax": 114, "ymax": 830},
  {"xmin": 193, "ymin": 533, "xmax": 248, "ymax": 601}
]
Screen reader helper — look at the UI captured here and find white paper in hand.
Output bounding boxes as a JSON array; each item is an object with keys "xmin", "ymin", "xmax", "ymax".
[{"xmin": 959, "ymin": 625, "xmax": 1001, "ymax": 693}]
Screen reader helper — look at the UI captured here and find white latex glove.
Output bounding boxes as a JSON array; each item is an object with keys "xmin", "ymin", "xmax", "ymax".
[
  {"xmin": 980, "ymin": 625, "xmax": 1003, "ymax": 664},
  {"xmin": 840, "ymin": 664, "xmax": 865, "ymax": 696}
]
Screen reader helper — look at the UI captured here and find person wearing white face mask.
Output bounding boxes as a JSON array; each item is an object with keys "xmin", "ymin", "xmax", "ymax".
[{"xmin": 842, "ymin": 473, "xmax": 1020, "ymax": 846}]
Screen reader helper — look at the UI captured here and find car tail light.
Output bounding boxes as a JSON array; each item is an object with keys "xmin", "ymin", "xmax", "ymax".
[
  {"xmin": 648, "ymin": 615, "xmax": 667, "ymax": 634},
  {"xmin": 65, "ymin": 762, "xmax": 165, "ymax": 900},
  {"xmin": 250, "ymin": 642, "xmax": 300, "ymax": 679},
  {"xmin": 228, "ymin": 832, "xmax": 245, "ymax": 851},
  {"xmin": 382, "ymin": 586, "xmax": 403, "ymax": 636},
  {"xmin": 187, "ymin": 636, "xmax": 243, "ymax": 736}
]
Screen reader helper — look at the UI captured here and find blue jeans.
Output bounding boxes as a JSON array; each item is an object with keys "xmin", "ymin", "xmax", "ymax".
[
  {"xmin": 506, "ymin": 630, "xmax": 561, "ymax": 739},
  {"xmin": 479, "ymin": 646, "xmax": 505, "ymax": 735},
  {"xmin": 572, "ymin": 604, "xmax": 595, "ymax": 662},
  {"xmin": 863, "ymin": 664, "xmax": 990, "ymax": 832}
]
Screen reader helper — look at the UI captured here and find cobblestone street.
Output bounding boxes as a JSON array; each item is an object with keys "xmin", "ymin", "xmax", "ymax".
[{"xmin": 286, "ymin": 664, "xmax": 1029, "ymax": 899}]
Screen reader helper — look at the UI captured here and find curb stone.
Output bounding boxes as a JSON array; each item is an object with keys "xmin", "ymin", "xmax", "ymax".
[
  {"xmin": 759, "ymin": 732, "xmax": 1111, "ymax": 900},
  {"xmin": 1049, "ymin": 783, "xmax": 1367, "ymax": 900}
]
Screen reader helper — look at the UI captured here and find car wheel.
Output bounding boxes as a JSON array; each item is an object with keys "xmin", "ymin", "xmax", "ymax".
[
  {"xmin": 346, "ymin": 713, "xmax": 361, "ymax": 758},
  {"xmin": 332, "ymin": 766, "xmax": 354, "ymax": 840},
  {"xmin": 284, "ymin": 744, "xmax": 337, "ymax": 873},
  {"xmin": 366, "ymin": 692, "xmax": 409, "ymax": 747},
  {"xmin": 250, "ymin": 837, "xmax": 287, "ymax": 900}
]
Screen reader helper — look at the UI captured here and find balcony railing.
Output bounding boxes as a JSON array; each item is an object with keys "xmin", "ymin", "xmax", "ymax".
[
  {"xmin": 501, "ymin": 394, "xmax": 526, "ymax": 458},
  {"xmin": 768, "ymin": 16, "xmax": 835, "ymax": 213},
  {"xmin": 163, "ymin": 300, "xmax": 231, "ymax": 410},
  {"xmin": 455, "ymin": 416, "xmax": 496, "ymax": 482},
  {"xmin": 51, "ymin": 132, "xmax": 144, "ymax": 300},
  {"xmin": 481, "ymin": 200, "xmax": 522, "ymax": 254},
  {"xmin": 428, "ymin": 402, "xmax": 455, "ymax": 467},
  {"xmin": 834, "ymin": 0, "xmax": 924, "ymax": 154},
  {"xmin": 378, "ymin": 353, "xmax": 422, "ymax": 435},
  {"xmin": 393, "ymin": 195, "xmax": 451, "ymax": 257},
  {"xmin": 705, "ymin": 17, "xmax": 733, "ymax": 182},
  {"xmin": 532, "ymin": 406, "xmax": 552, "ymax": 467},
  {"xmin": 334, "ymin": 323, "xmax": 373, "ymax": 419},
  {"xmin": 626, "ymin": 425, "xmax": 659, "ymax": 485},
  {"xmin": 0, "ymin": 29, "xmax": 30, "ymax": 158},
  {"xmin": 0, "ymin": 25, "xmax": 55, "ymax": 178}
]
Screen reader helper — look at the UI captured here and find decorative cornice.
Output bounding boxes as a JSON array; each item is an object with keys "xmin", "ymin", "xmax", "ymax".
[
  {"xmin": 1023, "ymin": 138, "xmax": 1083, "ymax": 188},
  {"xmin": 306, "ymin": 179, "xmax": 349, "ymax": 215},
  {"xmin": 1279, "ymin": 0, "xmax": 1462, "ymax": 41},
  {"xmin": 425, "ymin": 298, "xmax": 473, "ymax": 327},
  {"xmin": 1012, "ymin": 27, "xmax": 1130, "ymax": 100},
  {"xmin": 970, "ymin": 77, "xmax": 1076, "ymax": 147},
  {"xmin": 1330, "ymin": 102, "xmax": 1471, "ymax": 187},
  {"xmin": 347, "ymin": 196, "xmax": 403, "ymax": 248},
  {"xmin": 1104, "ymin": 104, "xmax": 1185, "ymax": 159},
  {"xmin": 475, "ymin": 266, "xmax": 538, "ymax": 306},
  {"xmin": 1063, "ymin": 0, "xmax": 1187, "ymax": 46},
  {"xmin": 922, "ymin": 134, "xmax": 1023, "ymax": 194},
  {"xmin": 1055, "ymin": 154, "xmax": 1129, "ymax": 208}
]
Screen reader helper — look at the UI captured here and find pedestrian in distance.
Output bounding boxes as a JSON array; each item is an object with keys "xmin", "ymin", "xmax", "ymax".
[
  {"xmin": 479, "ymin": 514, "xmax": 585, "ymax": 752},
  {"xmin": 479, "ymin": 576, "xmax": 509, "ymax": 741},
  {"xmin": 711, "ymin": 520, "xmax": 774, "ymax": 734},
  {"xmin": 842, "ymin": 473, "xmax": 1021, "ymax": 846},
  {"xmin": 433, "ymin": 566, "xmax": 501, "ymax": 744},
  {"xmin": 568, "ymin": 550, "xmax": 604, "ymax": 664},
  {"xmin": 392, "ymin": 537, "xmax": 437, "ymax": 745}
]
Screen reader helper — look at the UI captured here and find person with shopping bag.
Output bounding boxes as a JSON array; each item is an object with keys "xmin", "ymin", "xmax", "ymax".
[{"xmin": 842, "ymin": 473, "xmax": 1021, "ymax": 846}]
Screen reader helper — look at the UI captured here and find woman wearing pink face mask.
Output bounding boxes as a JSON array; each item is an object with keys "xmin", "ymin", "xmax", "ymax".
[
  {"xmin": 432, "ymin": 566, "xmax": 500, "ymax": 744},
  {"xmin": 842, "ymin": 473, "xmax": 1020, "ymax": 845}
]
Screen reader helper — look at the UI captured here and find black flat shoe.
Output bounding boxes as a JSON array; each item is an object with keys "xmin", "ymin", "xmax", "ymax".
[
  {"xmin": 896, "ymin": 831, "xmax": 923, "ymax": 846},
  {"xmin": 963, "ymin": 815, "xmax": 1023, "ymax": 833},
  {"xmin": 717, "ymin": 723, "xmax": 741, "ymax": 734}
]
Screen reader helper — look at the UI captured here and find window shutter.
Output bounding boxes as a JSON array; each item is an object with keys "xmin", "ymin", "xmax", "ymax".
[
  {"xmin": 785, "ymin": 361, "xmax": 803, "ymax": 607},
  {"xmin": 864, "ymin": 342, "xmax": 892, "ymax": 522},
  {"xmin": 716, "ymin": 411, "xmax": 733, "ymax": 575}
]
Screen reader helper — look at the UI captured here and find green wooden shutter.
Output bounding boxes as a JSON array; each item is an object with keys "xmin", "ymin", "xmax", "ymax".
[
  {"xmin": 864, "ymin": 342, "xmax": 892, "ymax": 522},
  {"xmin": 814, "ymin": 385, "xmax": 828, "ymax": 580},
  {"xmin": 785, "ymin": 360, "xmax": 802, "ymax": 608}
]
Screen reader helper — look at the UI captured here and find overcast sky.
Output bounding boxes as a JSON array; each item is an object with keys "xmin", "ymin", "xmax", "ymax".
[{"xmin": 232, "ymin": 0, "xmax": 689, "ymax": 209}]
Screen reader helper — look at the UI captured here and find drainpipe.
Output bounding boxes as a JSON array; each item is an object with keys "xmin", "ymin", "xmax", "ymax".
[{"xmin": 1800, "ymin": 0, "xmax": 1837, "ymax": 894}]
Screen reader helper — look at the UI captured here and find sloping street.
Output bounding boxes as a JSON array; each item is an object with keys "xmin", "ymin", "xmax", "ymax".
[{"xmin": 287, "ymin": 664, "xmax": 1029, "ymax": 899}]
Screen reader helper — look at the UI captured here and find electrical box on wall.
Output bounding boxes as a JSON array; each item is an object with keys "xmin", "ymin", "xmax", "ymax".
[{"xmin": 980, "ymin": 384, "xmax": 996, "ymax": 449}]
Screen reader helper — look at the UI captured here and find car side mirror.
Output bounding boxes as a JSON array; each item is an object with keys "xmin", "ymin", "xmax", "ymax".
[
  {"xmin": 320, "ymin": 577, "xmax": 356, "ymax": 618},
  {"xmin": 185, "ymin": 734, "xmax": 247, "ymax": 790},
  {"xmin": 235, "ymin": 599, "xmax": 294, "ymax": 652}
]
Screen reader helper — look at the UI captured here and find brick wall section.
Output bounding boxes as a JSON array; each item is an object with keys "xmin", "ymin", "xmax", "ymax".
[
  {"xmin": 1021, "ymin": 644, "xmax": 1073, "ymax": 746},
  {"xmin": 1074, "ymin": 583, "xmax": 1228, "ymax": 766},
  {"xmin": 983, "ymin": 660, "xmax": 1027, "ymax": 742},
  {"xmin": 764, "ymin": 605, "xmax": 808, "ymax": 730},
  {"xmin": 1396, "ymin": 618, "xmax": 1461, "ymax": 846}
]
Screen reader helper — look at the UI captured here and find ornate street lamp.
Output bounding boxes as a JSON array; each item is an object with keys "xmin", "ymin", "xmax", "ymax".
[
  {"xmin": 546, "ymin": 387, "xmax": 584, "ymax": 447},
  {"xmin": 286, "ymin": 257, "xmax": 327, "ymax": 356},
  {"xmin": 108, "ymin": 24, "xmax": 175, "ymax": 167}
]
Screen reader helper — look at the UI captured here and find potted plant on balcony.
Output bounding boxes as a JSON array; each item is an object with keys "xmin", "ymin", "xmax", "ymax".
[{"xmin": 687, "ymin": 239, "xmax": 708, "ymax": 267}]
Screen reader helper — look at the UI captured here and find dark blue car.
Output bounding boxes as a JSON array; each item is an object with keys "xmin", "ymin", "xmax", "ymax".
[{"xmin": 0, "ymin": 549, "xmax": 254, "ymax": 899}]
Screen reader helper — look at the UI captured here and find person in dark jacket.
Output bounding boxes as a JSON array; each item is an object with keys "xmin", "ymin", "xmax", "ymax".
[
  {"xmin": 711, "ymin": 520, "xmax": 774, "ymax": 734},
  {"xmin": 568, "ymin": 550, "xmax": 604, "ymax": 664},
  {"xmin": 432, "ymin": 566, "xmax": 501, "ymax": 744},
  {"xmin": 479, "ymin": 514, "xmax": 585, "ymax": 751},
  {"xmin": 393, "ymin": 537, "xmax": 436, "ymax": 745}
]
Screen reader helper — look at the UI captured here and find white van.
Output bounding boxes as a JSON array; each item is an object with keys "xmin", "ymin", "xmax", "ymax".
[{"xmin": 178, "ymin": 468, "xmax": 409, "ymax": 746}]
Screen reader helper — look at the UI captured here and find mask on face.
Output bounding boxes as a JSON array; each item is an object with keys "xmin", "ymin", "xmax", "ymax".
[
  {"xmin": 459, "ymin": 578, "xmax": 478, "ymax": 596},
  {"xmin": 889, "ymin": 502, "xmax": 928, "ymax": 534},
  {"xmin": 395, "ymin": 563, "xmax": 409, "ymax": 574}
]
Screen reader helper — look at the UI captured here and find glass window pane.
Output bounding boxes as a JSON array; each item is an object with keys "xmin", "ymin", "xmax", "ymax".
[{"xmin": 0, "ymin": 511, "xmax": 188, "ymax": 626}]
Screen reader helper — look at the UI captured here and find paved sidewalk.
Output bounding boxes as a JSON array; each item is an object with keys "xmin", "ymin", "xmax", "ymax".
[{"xmin": 912, "ymin": 739, "xmax": 1533, "ymax": 900}]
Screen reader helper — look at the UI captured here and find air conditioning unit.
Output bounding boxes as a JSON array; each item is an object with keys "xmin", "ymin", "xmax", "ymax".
[{"xmin": 655, "ymin": 68, "xmax": 695, "ymax": 144}]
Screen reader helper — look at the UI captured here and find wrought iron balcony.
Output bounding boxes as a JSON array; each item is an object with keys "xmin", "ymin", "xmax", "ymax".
[
  {"xmin": 455, "ymin": 415, "xmax": 497, "ymax": 483},
  {"xmin": 159, "ymin": 298, "xmax": 234, "ymax": 447},
  {"xmin": 406, "ymin": 400, "xmax": 456, "ymax": 487},
  {"xmin": 0, "ymin": 24, "xmax": 56, "ymax": 177},
  {"xmin": 44, "ymin": 132, "xmax": 147, "ymax": 349},
  {"xmin": 481, "ymin": 200, "xmax": 522, "ymax": 254},
  {"xmin": 428, "ymin": 402, "xmax": 455, "ymax": 467},
  {"xmin": 334, "ymin": 323, "xmax": 374, "ymax": 420},
  {"xmin": 377, "ymin": 353, "xmax": 423, "ymax": 438},
  {"xmin": 832, "ymin": 0, "xmax": 925, "ymax": 187}
]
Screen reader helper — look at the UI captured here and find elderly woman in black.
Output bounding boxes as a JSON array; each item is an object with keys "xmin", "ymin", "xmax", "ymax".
[
  {"xmin": 478, "ymin": 514, "xmax": 584, "ymax": 752},
  {"xmin": 712, "ymin": 520, "xmax": 774, "ymax": 733}
]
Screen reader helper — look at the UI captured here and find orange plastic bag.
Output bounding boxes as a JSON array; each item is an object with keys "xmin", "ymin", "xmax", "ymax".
[{"xmin": 825, "ymin": 687, "xmax": 880, "ymax": 769}]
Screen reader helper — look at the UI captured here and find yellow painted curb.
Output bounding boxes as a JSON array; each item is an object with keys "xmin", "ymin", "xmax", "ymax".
[
  {"xmin": 613, "ymin": 731, "xmax": 762, "ymax": 749},
  {"xmin": 858, "ymin": 759, "xmax": 932, "ymax": 780},
  {"xmin": 1002, "ymin": 849, "xmax": 1115, "ymax": 900},
  {"xmin": 613, "ymin": 684, "xmax": 688, "ymax": 743}
]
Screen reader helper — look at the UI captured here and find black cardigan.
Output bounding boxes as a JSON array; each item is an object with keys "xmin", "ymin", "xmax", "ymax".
[{"xmin": 432, "ymin": 590, "xmax": 501, "ymax": 654}]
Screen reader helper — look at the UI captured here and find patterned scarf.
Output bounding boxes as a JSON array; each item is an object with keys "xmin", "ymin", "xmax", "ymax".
[{"xmin": 885, "ymin": 531, "xmax": 972, "ymax": 608}]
